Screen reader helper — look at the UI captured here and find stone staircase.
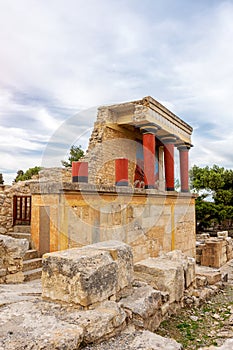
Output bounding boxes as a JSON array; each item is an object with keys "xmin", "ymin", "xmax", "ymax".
[{"xmin": 11, "ymin": 225, "xmax": 42, "ymax": 281}]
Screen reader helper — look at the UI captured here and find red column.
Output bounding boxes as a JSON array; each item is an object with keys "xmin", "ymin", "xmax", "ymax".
[
  {"xmin": 115, "ymin": 158, "xmax": 128, "ymax": 186},
  {"xmin": 143, "ymin": 133, "xmax": 155, "ymax": 189},
  {"xmin": 164, "ymin": 142, "xmax": 175, "ymax": 191},
  {"xmin": 179, "ymin": 146, "xmax": 190, "ymax": 192},
  {"xmin": 72, "ymin": 161, "xmax": 88, "ymax": 183}
]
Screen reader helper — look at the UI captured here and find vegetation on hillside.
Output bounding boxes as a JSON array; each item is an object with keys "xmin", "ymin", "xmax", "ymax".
[
  {"xmin": 14, "ymin": 166, "xmax": 42, "ymax": 182},
  {"xmin": 190, "ymin": 165, "xmax": 233, "ymax": 231}
]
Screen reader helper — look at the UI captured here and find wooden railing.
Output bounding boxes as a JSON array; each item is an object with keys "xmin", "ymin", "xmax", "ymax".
[{"xmin": 13, "ymin": 195, "xmax": 31, "ymax": 225}]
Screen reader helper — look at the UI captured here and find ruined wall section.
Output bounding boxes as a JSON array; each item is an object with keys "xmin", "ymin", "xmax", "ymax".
[
  {"xmin": 0, "ymin": 168, "xmax": 71, "ymax": 235},
  {"xmin": 0, "ymin": 182, "xmax": 32, "ymax": 234},
  {"xmin": 84, "ymin": 106, "xmax": 140, "ymax": 186}
]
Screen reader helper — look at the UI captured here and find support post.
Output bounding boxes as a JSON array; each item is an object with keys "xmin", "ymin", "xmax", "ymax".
[
  {"xmin": 142, "ymin": 133, "xmax": 156, "ymax": 189},
  {"xmin": 115, "ymin": 158, "xmax": 128, "ymax": 186},
  {"xmin": 163, "ymin": 137, "xmax": 176, "ymax": 191},
  {"xmin": 178, "ymin": 145, "xmax": 190, "ymax": 192}
]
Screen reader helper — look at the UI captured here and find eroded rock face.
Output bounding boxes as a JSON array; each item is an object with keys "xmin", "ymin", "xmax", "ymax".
[
  {"xmin": 0, "ymin": 234, "xmax": 29, "ymax": 284},
  {"xmin": 42, "ymin": 241, "xmax": 133, "ymax": 306}
]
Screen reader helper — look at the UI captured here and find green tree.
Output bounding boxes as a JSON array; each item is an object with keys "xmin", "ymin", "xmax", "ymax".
[
  {"xmin": 190, "ymin": 165, "xmax": 233, "ymax": 231},
  {"xmin": 14, "ymin": 166, "xmax": 42, "ymax": 182},
  {"xmin": 61, "ymin": 145, "xmax": 84, "ymax": 168}
]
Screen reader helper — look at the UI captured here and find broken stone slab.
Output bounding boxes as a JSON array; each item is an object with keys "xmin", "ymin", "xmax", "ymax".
[
  {"xmin": 0, "ymin": 300, "xmax": 84, "ymax": 350},
  {"xmin": 58, "ymin": 300, "xmax": 126, "ymax": 343},
  {"xmin": 196, "ymin": 265, "xmax": 222, "ymax": 285},
  {"xmin": 130, "ymin": 330, "xmax": 183, "ymax": 350},
  {"xmin": 134, "ymin": 255, "xmax": 185, "ymax": 303},
  {"xmin": 119, "ymin": 284, "xmax": 162, "ymax": 331},
  {"xmin": 85, "ymin": 240, "xmax": 134, "ymax": 292},
  {"xmin": 42, "ymin": 247, "xmax": 118, "ymax": 306}
]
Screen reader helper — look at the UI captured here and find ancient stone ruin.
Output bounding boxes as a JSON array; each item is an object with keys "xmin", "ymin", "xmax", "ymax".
[{"xmin": 1, "ymin": 97, "xmax": 233, "ymax": 349}]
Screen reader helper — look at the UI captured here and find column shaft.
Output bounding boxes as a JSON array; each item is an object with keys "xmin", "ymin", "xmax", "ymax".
[
  {"xmin": 143, "ymin": 133, "xmax": 155, "ymax": 189},
  {"xmin": 179, "ymin": 148, "xmax": 189, "ymax": 192},
  {"xmin": 164, "ymin": 143, "xmax": 175, "ymax": 191}
]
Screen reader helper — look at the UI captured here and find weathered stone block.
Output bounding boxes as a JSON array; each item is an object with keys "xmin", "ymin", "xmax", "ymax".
[
  {"xmin": 165, "ymin": 250, "xmax": 196, "ymax": 288},
  {"xmin": 0, "ymin": 234, "xmax": 28, "ymax": 259},
  {"xmin": 201, "ymin": 238, "xmax": 227, "ymax": 268},
  {"xmin": 196, "ymin": 275, "xmax": 208, "ymax": 287},
  {"xmin": 134, "ymin": 256, "xmax": 185, "ymax": 303},
  {"xmin": 119, "ymin": 284, "xmax": 162, "ymax": 331},
  {"xmin": 85, "ymin": 240, "xmax": 134, "ymax": 292},
  {"xmin": 196, "ymin": 265, "xmax": 222, "ymax": 285},
  {"xmin": 5, "ymin": 271, "xmax": 25, "ymax": 284},
  {"xmin": 42, "ymin": 247, "xmax": 118, "ymax": 306},
  {"xmin": 60, "ymin": 301, "xmax": 126, "ymax": 343},
  {"xmin": 217, "ymin": 231, "xmax": 228, "ymax": 239},
  {"xmin": 0, "ymin": 234, "xmax": 28, "ymax": 284}
]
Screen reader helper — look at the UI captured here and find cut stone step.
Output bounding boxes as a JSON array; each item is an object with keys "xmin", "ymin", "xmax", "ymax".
[
  {"xmin": 9, "ymin": 232, "xmax": 32, "ymax": 249},
  {"xmin": 9, "ymin": 232, "xmax": 31, "ymax": 240},
  {"xmin": 23, "ymin": 249, "xmax": 39, "ymax": 261},
  {"xmin": 24, "ymin": 268, "xmax": 42, "ymax": 282},
  {"xmin": 13, "ymin": 225, "xmax": 31, "ymax": 233},
  {"xmin": 23, "ymin": 258, "xmax": 42, "ymax": 272}
]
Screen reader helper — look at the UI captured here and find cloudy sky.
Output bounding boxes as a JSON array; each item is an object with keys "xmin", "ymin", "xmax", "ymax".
[{"xmin": 0, "ymin": 0, "xmax": 233, "ymax": 184}]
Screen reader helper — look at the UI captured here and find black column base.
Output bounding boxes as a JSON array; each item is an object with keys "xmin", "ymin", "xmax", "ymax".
[
  {"xmin": 166, "ymin": 187, "xmax": 175, "ymax": 191},
  {"xmin": 72, "ymin": 176, "xmax": 88, "ymax": 183}
]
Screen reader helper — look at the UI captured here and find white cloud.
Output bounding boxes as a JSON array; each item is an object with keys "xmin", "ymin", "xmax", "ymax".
[{"xmin": 0, "ymin": 0, "xmax": 233, "ymax": 183}]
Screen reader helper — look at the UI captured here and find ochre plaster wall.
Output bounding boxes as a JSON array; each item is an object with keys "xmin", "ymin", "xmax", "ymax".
[{"xmin": 31, "ymin": 185, "xmax": 196, "ymax": 261}]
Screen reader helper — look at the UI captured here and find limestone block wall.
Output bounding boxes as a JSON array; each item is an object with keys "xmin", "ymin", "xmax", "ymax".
[
  {"xmin": 84, "ymin": 119, "xmax": 141, "ymax": 186},
  {"xmin": 30, "ymin": 183, "xmax": 196, "ymax": 260},
  {"xmin": 0, "ymin": 234, "xmax": 29, "ymax": 283}
]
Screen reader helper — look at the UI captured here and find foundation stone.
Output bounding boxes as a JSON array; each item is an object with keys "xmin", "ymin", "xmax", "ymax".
[{"xmin": 42, "ymin": 241, "xmax": 133, "ymax": 306}]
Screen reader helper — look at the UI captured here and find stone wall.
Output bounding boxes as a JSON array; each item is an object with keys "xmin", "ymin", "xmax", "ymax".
[
  {"xmin": 0, "ymin": 182, "xmax": 31, "ymax": 234},
  {"xmin": 84, "ymin": 121, "xmax": 140, "ymax": 186},
  {"xmin": 30, "ymin": 182, "xmax": 196, "ymax": 260},
  {"xmin": 0, "ymin": 234, "xmax": 29, "ymax": 283},
  {"xmin": 0, "ymin": 168, "xmax": 71, "ymax": 235}
]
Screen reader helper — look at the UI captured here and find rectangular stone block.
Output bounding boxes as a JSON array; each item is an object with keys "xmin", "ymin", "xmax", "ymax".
[
  {"xmin": 42, "ymin": 241, "xmax": 133, "ymax": 306},
  {"xmin": 201, "ymin": 239, "xmax": 227, "ymax": 268},
  {"xmin": 42, "ymin": 248, "xmax": 118, "ymax": 306},
  {"xmin": 196, "ymin": 265, "xmax": 222, "ymax": 285},
  {"xmin": 134, "ymin": 255, "xmax": 185, "ymax": 303}
]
